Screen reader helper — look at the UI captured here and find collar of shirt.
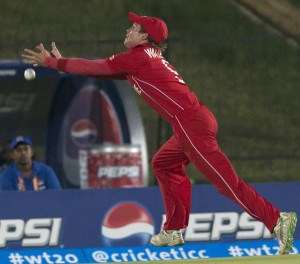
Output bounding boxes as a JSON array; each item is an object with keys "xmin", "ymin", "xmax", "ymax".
[
  {"xmin": 130, "ymin": 43, "xmax": 152, "ymax": 50},
  {"xmin": 12, "ymin": 160, "xmax": 41, "ymax": 179}
]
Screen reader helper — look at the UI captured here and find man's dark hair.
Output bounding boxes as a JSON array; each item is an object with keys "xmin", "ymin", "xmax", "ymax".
[{"xmin": 140, "ymin": 26, "xmax": 167, "ymax": 52}]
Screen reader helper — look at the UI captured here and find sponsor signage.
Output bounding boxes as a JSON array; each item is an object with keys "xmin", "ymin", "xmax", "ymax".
[
  {"xmin": 0, "ymin": 241, "xmax": 299, "ymax": 263},
  {"xmin": 0, "ymin": 183, "xmax": 299, "ymax": 250},
  {"xmin": 0, "ymin": 218, "xmax": 62, "ymax": 247},
  {"xmin": 178, "ymin": 212, "xmax": 272, "ymax": 242},
  {"xmin": 0, "ymin": 60, "xmax": 61, "ymax": 151},
  {"xmin": 79, "ymin": 145, "xmax": 143, "ymax": 188},
  {"xmin": 47, "ymin": 79, "xmax": 148, "ymax": 188}
]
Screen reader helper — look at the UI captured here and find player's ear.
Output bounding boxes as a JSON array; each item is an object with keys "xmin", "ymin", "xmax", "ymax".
[{"xmin": 141, "ymin": 32, "xmax": 149, "ymax": 41}]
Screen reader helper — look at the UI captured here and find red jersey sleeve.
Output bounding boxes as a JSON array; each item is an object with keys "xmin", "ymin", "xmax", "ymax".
[{"xmin": 44, "ymin": 57, "xmax": 126, "ymax": 80}]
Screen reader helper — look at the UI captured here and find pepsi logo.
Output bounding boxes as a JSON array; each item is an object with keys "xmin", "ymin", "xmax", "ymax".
[
  {"xmin": 101, "ymin": 202, "xmax": 154, "ymax": 247},
  {"xmin": 70, "ymin": 119, "xmax": 98, "ymax": 148}
]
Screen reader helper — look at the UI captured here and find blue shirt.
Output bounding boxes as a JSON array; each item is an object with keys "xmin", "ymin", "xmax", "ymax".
[{"xmin": 0, "ymin": 161, "xmax": 62, "ymax": 191}]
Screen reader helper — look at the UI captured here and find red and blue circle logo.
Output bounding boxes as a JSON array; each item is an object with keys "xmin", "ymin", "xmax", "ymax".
[
  {"xmin": 70, "ymin": 119, "xmax": 98, "ymax": 148},
  {"xmin": 101, "ymin": 202, "xmax": 154, "ymax": 247}
]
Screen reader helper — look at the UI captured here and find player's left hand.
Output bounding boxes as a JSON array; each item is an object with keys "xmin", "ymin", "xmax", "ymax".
[
  {"xmin": 50, "ymin": 42, "xmax": 62, "ymax": 59},
  {"xmin": 22, "ymin": 43, "xmax": 51, "ymax": 66}
]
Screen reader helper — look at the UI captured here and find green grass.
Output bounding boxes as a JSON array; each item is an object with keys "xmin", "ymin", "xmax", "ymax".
[{"xmin": 131, "ymin": 254, "xmax": 300, "ymax": 264}]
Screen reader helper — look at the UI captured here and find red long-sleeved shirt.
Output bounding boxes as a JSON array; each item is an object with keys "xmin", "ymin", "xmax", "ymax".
[{"xmin": 45, "ymin": 44, "xmax": 202, "ymax": 123}]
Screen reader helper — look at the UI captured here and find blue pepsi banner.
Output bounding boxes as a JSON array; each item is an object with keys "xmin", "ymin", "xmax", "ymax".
[
  {"xmin": 0, "ymin": 241, "xmax": 299, "ymax": 263},
  {"xmin": 0, "ymin": 183, "xmax": 299, "ymax": 251}
]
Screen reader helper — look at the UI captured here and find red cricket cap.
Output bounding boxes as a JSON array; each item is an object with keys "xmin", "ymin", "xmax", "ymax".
[{"xmin": 128, "ymin": 11, "xmax": 168, "ymax": 44}]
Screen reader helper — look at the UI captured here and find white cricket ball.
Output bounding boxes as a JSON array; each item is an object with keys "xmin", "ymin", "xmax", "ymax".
[{"xmin": 24, "ymin": 68, "xmax": 36, "ymax": 81}]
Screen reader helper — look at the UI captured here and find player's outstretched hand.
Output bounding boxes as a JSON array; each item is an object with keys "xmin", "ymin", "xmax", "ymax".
[
  {"xmin": 22, "ymin": 43, "xmax": 51, "ymax": 66},
  {"xmin": 50, "ymin": 42, "xmax": 62, "ymax": 59}
]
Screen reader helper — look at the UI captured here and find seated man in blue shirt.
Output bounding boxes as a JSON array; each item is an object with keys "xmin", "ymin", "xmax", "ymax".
[{"xmin": 0, "ymin": 135, "xmax": 61, "ymax": 191}]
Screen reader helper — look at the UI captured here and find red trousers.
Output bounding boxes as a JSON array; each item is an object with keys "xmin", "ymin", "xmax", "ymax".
[{"xmin": 152, "ymin": 106, "xmax": 280, "ymax": 232}]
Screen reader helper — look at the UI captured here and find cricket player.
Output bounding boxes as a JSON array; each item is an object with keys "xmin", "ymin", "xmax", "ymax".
[{"xmin": 22, "ymin": 11, "xmax": 297, "ymax": 254}]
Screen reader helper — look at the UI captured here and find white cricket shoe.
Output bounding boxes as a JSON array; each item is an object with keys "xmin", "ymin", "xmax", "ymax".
[{"xmin": 150, "ymin": 230, "xmax": 185, "ymax": 247}]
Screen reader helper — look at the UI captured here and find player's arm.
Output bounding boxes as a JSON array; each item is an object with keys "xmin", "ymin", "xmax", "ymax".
[
  {"xmin": 45, "ymin": 56, "xmax": 126, "ymax": 79},
  {"xmin": 22, "ymin": 43, "xmax": 126, "ymax": 79},
  {"xmin": 44, "ymin": 165, "xmax": 62, "ymax": 190}
]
